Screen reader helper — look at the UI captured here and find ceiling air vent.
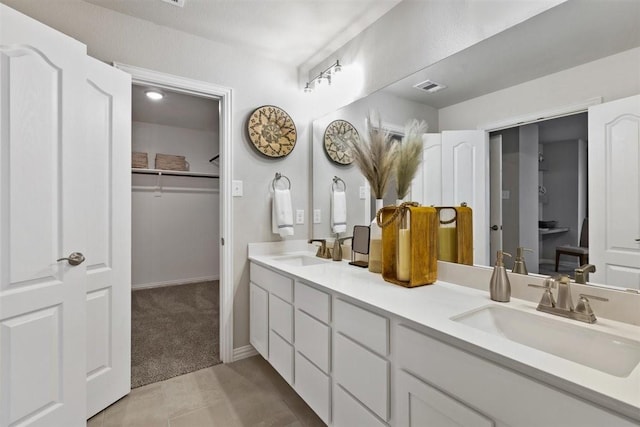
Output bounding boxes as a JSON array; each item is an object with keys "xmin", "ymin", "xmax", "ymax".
[
  {"xmin": 161, "ymin": 0, "xmax": 185, "ymax": 7},
  {"xmin": 413, "ymin": 79, "xmax": 447, "ymax": 94}
]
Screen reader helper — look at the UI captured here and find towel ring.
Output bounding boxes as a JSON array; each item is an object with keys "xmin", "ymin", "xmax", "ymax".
[
  {"xmin": 272, "ymin": 172, "xmax": 291, "ymax": 191},
  {"xmin": 332, "ymin": 176, "xmax": 347, "ymax": 192}
]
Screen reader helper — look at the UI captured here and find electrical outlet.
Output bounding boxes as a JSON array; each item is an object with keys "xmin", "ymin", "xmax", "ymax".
[
  {"xmin": 296, "ymin": 209, "xmax": 304, "ymax": 224},
  {"xmin": 359, "ymin": 186, "xmax": 367, "ymax": 199},
  {"xmin": 232, "ymin": 180, "xmax": 243, "ymax": 197},
  {"xmin": 313, "ymin": 209, "xmax": 321, "ymax": 224}
]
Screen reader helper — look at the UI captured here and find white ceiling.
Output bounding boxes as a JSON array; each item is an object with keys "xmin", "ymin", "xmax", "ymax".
[
  {"xmin": 83, "ymin": 0, "xmax": 401, "ymax": 67},
  {"xmin": 131, "ymin": 84, "xmax": 219, "ymax": 132},
  {"xmin": 383, "ymin": 0, "xmax": 640, "ymax": 109}
]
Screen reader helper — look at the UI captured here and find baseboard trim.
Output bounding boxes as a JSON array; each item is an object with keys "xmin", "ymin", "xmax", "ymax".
[
  {"xmin": 233, "ymin": 345, "xmax": 258, "ymax": 361},
  {"xmin": 132, "ymin": 275, "xmax": 220, "ymax": 290}
]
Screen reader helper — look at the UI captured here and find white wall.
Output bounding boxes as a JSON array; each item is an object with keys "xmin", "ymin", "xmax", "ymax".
[
  {"xmin": 518, "ymin": 124, "xmax": 540, "ymax": 273},
  {"xmin": 4, "ymin": 0, "xmax": 313, "ymax": 350},
  {"xmin": 131, "ymin": 122, "xmax": 220, "ymax": 288},
  {"xmin": 439, "ymin": 47, "xmax": 640, "ymax": 130}
]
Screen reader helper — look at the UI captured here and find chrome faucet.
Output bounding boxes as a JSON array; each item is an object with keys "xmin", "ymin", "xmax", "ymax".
[
  {"xmin": 574, "ymin": 264, "xmax": 596, "ymax": 284},
  {"xmin": 528, "ymin": 275, "xmax": 608, "ymax": 324},
  {"xmin": 308, "ymin": 239, "xmax": 332, "ymax": 259}
]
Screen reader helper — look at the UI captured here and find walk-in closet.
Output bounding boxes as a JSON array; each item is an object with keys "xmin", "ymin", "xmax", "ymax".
[
  {"xmin": 130, "ymin": 85, "xmax": 221, "ymax": 387},
  {"xmin": 490, "ymin": 113, "xmax": 588, "ymax": 277}
]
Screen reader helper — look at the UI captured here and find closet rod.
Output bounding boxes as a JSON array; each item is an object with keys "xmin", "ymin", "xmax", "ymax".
[{"xmin": 132, "ymin": 169, "xmax": 219, "ymax": 179}]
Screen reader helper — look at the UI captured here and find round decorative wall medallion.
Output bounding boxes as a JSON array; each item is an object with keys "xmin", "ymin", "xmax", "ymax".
[
  {"xmin": 247, "ymin": 105, "xmax": 297, "ymax": 158},
  {"xmin": 323, "ymin": 120, "xmax": 359, "ymax": 165}
]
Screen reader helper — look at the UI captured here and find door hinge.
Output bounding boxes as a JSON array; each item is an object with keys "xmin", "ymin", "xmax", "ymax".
[{"xmin": 221, "ymin": 237, "xmax": 225, "ymax": 246}]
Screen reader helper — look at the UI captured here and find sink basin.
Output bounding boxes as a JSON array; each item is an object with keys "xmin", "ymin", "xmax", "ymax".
[
  {"xmin": 452, "ymin": 305, "xmax": 640, "ymax": 377},
  {"xmin": 273, "ymin": 254, "xmax": 330, "ymax": 267}
]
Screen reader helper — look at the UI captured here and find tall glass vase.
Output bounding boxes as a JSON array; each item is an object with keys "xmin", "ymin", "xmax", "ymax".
[{"xmin": 368, "ymin": 199, "xmax": 384, "ymax": 273}]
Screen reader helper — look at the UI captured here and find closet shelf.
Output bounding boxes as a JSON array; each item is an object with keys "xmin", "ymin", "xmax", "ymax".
[{"xmin": 132, "ymin": 168, "xmax": 219, "ymax": 179}]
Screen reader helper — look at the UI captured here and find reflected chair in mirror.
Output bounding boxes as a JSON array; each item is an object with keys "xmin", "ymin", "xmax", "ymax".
[{"xmin": 555, "ymin": 218, "xmax": 588, "ymax": 271}]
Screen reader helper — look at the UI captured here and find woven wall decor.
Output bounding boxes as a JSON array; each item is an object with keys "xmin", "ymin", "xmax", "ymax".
[
  {"xmin": 247, "ymin": 105, "xmax": 297, "ymax": 158},
  {"xmin": 323, "ymin": 119, "xmax": 359, "ymax": 165}
]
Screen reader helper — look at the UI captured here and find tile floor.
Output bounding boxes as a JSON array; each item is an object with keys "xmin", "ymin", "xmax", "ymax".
[{"xmin": 88, "ymin": 356, "xmax": 325, "ymax": 427}]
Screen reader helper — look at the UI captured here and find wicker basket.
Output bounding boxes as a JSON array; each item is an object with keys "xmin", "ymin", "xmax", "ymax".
[
  {"xmin": 155, "ymin": 153, "xmax": 189, "ymax": 171},
  {"xmin": 132, "ymin": 152, "xmax": 148, "ymax": 169}
]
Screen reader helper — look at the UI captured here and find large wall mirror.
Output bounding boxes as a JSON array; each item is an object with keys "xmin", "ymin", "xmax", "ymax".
[{"xmin": 310, "ymin": 0, "xmax": 640, "ymax": 289}]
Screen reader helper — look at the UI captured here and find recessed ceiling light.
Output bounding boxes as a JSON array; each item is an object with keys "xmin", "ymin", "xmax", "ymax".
[{"xmin": 145, "ymin": 90, "xmax": 164, "ymax": 101}]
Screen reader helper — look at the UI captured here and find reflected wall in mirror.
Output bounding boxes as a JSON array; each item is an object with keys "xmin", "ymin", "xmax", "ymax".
[
  {"xmin": 311, "ymin": 90, "xmax": 438, "ymax": 238},
  {"xmin": 311, "ymin": 0, "xmax": 640, "ymax": 289}
]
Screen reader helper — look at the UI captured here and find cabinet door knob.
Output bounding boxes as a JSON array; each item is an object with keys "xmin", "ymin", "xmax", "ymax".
[{"xmin": 57, "ymin": 252, "xmax": 85, "ymax": 266}]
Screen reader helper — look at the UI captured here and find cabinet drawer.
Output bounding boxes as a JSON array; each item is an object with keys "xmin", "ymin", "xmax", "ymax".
[
  {"xmin": 334, "ymin": 333, "xmax": 389, "ymax": 421},
  {"xmin": 334, "ymin": 299, "xmax": 389, "ymax": 356},
  {"xmin": 295, "ymin": 309, "xmax": 330, "ymax": 373},
  {"xmin": 296, "ymin": 281, "xmax": 330, "ymax": 323},
  {"xmin": 249, "ymin": 282, "xmax": 269, "ymax": 359},
  {"xmin": 396, "ymin": 325, "xmax": 636, "ymax": 426},
  {"xmin": 250, "ymin": 262, "xmax": 293, "ymax": 302},
  {"xmin": 269, "ymin": 330, "xmax": 293, "ymax": 384},
  {"xmin": 295, "ymin": 352, "xmax": 330, "ymax": 424},
  {"xmin": 333, "ymin": 384, "xmax": 387, "ymax": 427},
  {"xmin": 269, "ymin": 295, "xmax": 293, "ymax": 343},
  {"xmin": 396, "ymin": 370, "xmax": 494, "ymax": 427}
]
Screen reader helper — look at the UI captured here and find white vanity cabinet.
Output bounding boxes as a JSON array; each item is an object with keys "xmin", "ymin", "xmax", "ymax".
[
  {"xmin": 395, "ymin": 324, "xmax": 637, "ymax": 427},
  {"xmin": 294, "ymin": 281, "xmax": 332, "ymax": 424},
  {"xmin": 249, "ymin": 258, "xmax": 639, "ymax": 427},
  {"xmin": 249, "ymin": 263, "xmax": 294, "ymax": 383},
  {"xmin": 333, "ymin": 299, "xmax": 391, "ymax": 426}
]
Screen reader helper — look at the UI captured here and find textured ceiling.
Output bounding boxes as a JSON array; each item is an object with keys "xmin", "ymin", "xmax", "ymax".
[{"xmin": 83, "ymin": 0, "xmax": 401, "ymax": 67}]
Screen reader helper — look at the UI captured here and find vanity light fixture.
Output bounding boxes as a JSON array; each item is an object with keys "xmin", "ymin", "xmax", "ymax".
[
  {"xmin": 304, "ymin": 60, "xmax": 342, "ymax": 93},
  {"xmin": 145, "ymin": 89, "xmax": 165, "ymax": 101}
]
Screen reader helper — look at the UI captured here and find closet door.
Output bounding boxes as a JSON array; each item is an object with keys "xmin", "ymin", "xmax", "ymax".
[
  {"xmin": 442, "ymin": 130, "xmax": 489, "ymax": 265},
  {"xmin": 589, "ymin": 95, "xmax": 640, "ymax": 288},
  {"xmin": 411, "ymin": 133, "xmax": 442, "ymax": 205},
  {"xmin": 0, "ymin": 5, "xmax": 88, "ymax": 426},
  {"xmin": 85, "ymin": 57, "xmax": 132, "ymax": 417}
]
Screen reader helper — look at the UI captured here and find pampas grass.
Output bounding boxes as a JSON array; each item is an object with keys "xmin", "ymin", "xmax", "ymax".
[
  {"xmin": 395, "ymin": 119, "xmax": 428, "ymax": 200},
  {"xmin": 348, "ymin": 114, "xmax": 397, "ymax": 199}
]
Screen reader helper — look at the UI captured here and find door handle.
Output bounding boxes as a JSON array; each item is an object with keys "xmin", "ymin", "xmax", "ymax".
[
  {"xmin": 57, "ymin": 252, "xmax": 85, "ymax": 266},
  {"xmin": 490, "ymin": 225, "xmax": 500, "ymax": 231}
]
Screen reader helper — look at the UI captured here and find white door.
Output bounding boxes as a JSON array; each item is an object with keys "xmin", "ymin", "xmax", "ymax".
[
  {"xmin": 85, "ymin": 57, "xmax": 131, "ymax": 417},
  {"xmin": 0, "ymin": 5, "xmax": 88, "ymax": 426},
  {"xmin": 411, "ymin": 133, "xmax": 442, "ymax": 205},
  {"xmin": 489, "ymin": 134, "xmax": 503, "ymax": 265},
  {"xmin": 589, "ymin": 95, "xmax": 640, "ymax": 288},
  {"xmin": 441, "ymin": 130, "xmax": 489, "ymax": 266}
]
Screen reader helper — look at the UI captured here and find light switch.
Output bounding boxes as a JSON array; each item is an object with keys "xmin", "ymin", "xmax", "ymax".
[
  {"xmin": 359, "ymin": 186, "xmax": 367, "ymax": 199},
  {"xmin": 232, "ymin": 180, "xmax": 243, "ymax": 197},
  {"xmin": 313, "ymin": 209, "xmax": 321, "ymax": 224},
  {"xmin": 296, "ymin": 209, "xmax": 304, "ymax": 224},
  {"xmin": 502, "ymin": 190, "xmax": 510, "ymax": 200}
]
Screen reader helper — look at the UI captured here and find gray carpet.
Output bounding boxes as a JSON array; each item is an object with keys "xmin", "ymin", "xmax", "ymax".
[{"xmin": 131, "ymin": 281, "xmax": 221, "ymax": 388}]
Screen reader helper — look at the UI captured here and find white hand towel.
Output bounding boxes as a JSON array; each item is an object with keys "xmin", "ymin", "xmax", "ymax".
[
  {"xmin": 331, "ymin": 190, "xmax": 347, "ymax": 234},
  {"xmin": 272, "ymin": 188, "xmax": 294, "ymax": 237}
]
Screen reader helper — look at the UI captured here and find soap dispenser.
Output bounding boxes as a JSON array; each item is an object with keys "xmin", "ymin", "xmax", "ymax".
[
  {"xmin": 490, "ymin": 251, "xmax": 512, "ymax": 302},
  {"xmin": 512, "ymin": 247, "xmax": 533, "ymax": 275}
]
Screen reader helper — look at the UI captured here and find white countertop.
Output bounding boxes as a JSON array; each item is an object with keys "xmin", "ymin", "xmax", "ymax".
[{"xmin": 249, "ymin": 246, "xmax": 640, "ymax": 421}]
